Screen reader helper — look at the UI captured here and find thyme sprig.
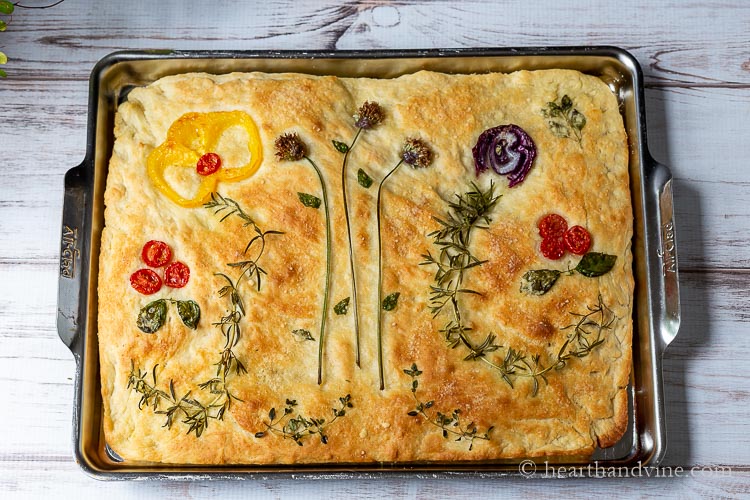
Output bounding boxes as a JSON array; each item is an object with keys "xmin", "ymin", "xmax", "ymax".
[
  {"xmin": 404, "ymin": 364, "xmax": 492, "ymax": 451},
  {"xmin": 335, "ymin": 101, "xmax": 384, "ymax": 368},
  {"xmin": 421, "ymin": 184, "xmax": 615, "ymax": 395},
  {"xmin": 275, "ymin": 133, "xmax": 332, "ymax": 385},
  {"xmin": 376, "ymin": 138, "xmax": 434, "ymax": 390},
  {"xmin": 255, "ymin": 395, "xmax": 353, "ymax": 446},
  {"xmin": 127, "ymin": 361, "xmax": 242, "ymax": 437}
]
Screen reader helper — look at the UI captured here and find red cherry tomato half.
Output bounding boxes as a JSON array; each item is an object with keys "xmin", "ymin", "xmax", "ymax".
[
  {"xmin": 540, "ymin": 237, "xmax": 565, "ymax": 260},
  {"xmin": 196, "ymin": 152, "xmax": 222, "ymax": 176},
  {"xmin": 141, "ymin": 240, "xmax": 173, "ymax": 268},
  {"xmin": 538, "ymin": 213, "xmax": 568, "ymax": 239},
  {"xmin": 564, "ymin": 225, "xmax": 592, "ymax": 255},
  {"xmin": 130, "ymin": 269, "xmax": 163, "ymax": 295},
  {"xmin": 164, "ymin": 261, "xmax": 190, "ymax": 288}
]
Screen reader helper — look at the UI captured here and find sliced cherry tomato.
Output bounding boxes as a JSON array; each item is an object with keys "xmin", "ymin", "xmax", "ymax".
[
  {"xmin": 141, "ymin": 240, "xmax": 173, "ymax": 268},
  {"xmin": 540, "ymin": 237, "xmax": 565, "ymax": 260},
  {"xmin": 164, "ymin": 261, "xmax": 190, "ymax": 288},
  {"xmin": 538, "ymin": 213, "xmax": 568, "ymax": 239},
  {"xmin": 196, "ymin": 152, "xmax": 222, "ymax": 176},
  {"xmin": 564, "ymin": 225, "xmax": 592, "ymax": 255},
  {"xmin": 130, "ymin": 269, "xmax": 163, "ymax": 295}
]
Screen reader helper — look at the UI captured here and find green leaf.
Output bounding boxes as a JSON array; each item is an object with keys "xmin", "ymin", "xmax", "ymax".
[
  {"xmin": 332, "ymin": 140, "xmax": 349, "ymax": 153},
  {"xmin": 0, "ymin": 20, "xmax": 7, "ymax": 32},
  {"xmin": 297, "ymin": 192, "xmax": 321, "ymax": 209},
  {"xmin": 403, "ymin": 363, "xmax": 422, "ymax": 377},
  {"xmin": 570, "ymin": 109, "xmax": 586, "ymax": 130},
  {"xmin": 0, "ymin": 69, "xmax": 6, "ymax": 78},
  {"xmin": 291, "ymin": 328, "xmax": 315, "ymax": 342},
  {"xmin": 575, "ymin": 252, "xmax": 617, "ymax": 277},
  {"xmin": 357, "ymin": 168, "xmax": 373, "ymax": 189},
  {"xmin": 382, "ymin": 292, "xmax": 400, "ymax": 311},
  {"xmin": 0, "ymin": 1, "xmax": 14, "ymax": 15},
  {"xmin": 136, "ymin": 299, "xmax": 168, "ymax": 333},
  {"xmin": 547, "ymin": 120, "xmax": 570, "ymax": 138},
  {"xmin": 175, "ymin": 300, "xmax": 200, "ymax": 330},
  {"xmin": 0, "ymin": 51, "xmax": 6, "ymax": 65},
  {"xmin": 519, "ymin": 269, "xmax": 561, "ymax": 296},
  {"xmin": 560, "ymin": 95, "xmax": 572, "ymax": 110},
  {"xmin": 333, "ymin": 297, "xmax": 350, "ymax": 315}
]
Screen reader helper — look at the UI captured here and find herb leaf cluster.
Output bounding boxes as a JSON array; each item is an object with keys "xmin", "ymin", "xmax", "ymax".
[
  {"xmin": 255, "ymin": 395, "xmax": 353, "ymax": 446},
  {"xmin": 127, "ymin": 362, "xmax": 242, "ymax": 437},
  {"xmin": 404, "ymin": 364, "xmax": 493, "ymax": 450},
  {"xmin": 541, "ymin": 94, "xmax": 587, "ymax": 144}
]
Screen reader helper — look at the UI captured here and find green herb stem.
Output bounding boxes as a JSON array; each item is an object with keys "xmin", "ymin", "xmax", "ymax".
[
  {"xmin": 375, "ymin": 159, "xmax": 404, "ymax": 390},
  {"xmin": 340, "ymin": 127, "xmax": 363, "ymax": 367},
  {"xmin": 305, "ymin": 156, "xmax": 332, "ymax": 385}
]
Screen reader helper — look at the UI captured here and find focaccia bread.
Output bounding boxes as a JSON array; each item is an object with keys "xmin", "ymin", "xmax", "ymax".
[{"xmin": 98, "ymin": 69, "xmax": 633, "ymax": 464}]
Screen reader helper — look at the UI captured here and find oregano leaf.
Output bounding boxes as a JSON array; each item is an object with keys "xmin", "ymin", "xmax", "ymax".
[
  {"xmin": 333, "ymin": 297, "xmax": 350, "ymax": 315},
  {"xmin": 292, "ymin": 329, "xmax": 315, "ymax": 342},
  {"xmin": 382, "ymin": 292, "xmax": 400, "ymax": 311},
  {"xmin": 332, "ymin": 140, "xmax": 349, "ymax": 153},
  {"xmin": 357, "ymin": 168, "xmax": 373, "ymax": 188}
]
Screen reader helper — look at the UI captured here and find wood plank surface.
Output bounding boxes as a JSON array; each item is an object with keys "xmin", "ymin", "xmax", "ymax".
[{"xmin": 1, "ymin": 0, "xmax": 749, "ymax": 497}]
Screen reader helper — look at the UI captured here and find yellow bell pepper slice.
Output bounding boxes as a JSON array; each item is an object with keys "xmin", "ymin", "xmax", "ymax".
[{"xmin": 146, "ymin": 111, "xmax": 263, "ymax": 207}]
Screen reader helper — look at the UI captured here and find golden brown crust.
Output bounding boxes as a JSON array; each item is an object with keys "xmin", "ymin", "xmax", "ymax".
[{"xmin": 98, "ymin": 69, "xmax": 633, "ymax": 464}]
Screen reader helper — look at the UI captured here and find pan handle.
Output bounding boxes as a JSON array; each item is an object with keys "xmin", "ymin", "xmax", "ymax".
[
  {"xmin": 650, "ymin": 158, "xmax": 681, "ymax": 350},
  {"xmin": 57, "ymin": 162, "xmax": 89, "ymax": 357}
]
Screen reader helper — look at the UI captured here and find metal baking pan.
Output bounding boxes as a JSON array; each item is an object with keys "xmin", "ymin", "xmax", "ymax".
[{"xmin": 57, "ymin": 47, "xmax": 680, "ymax": 479}]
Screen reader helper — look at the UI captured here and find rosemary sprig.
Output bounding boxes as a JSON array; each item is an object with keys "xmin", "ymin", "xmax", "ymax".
[
  {"xmin": 335, "ymin": 101, "xmax": 384, "ymax": 368},
  {"xmin": 205, "ymin": 192, "xmax": 282, "ymax": 378},
  {"xmin": 375, "ymin": 138, "xmax": 433, "ymax": 390},
  {"xmin": 275, "ymin": 133, "xmax": 332, "ymax": 385},
  {"xmin": 422, "ymin": 184, "xmax": 615, "ymax": 395},
  {"xmin": 127, "ymin": 361, "xmax": 241, "ymax": 437},
  {"xmin": 255, "ymin": 395, "xmax": 353, "ymax": 446},
  {"xmin": 403, "ymin": 364, "xmax": 492, "ymax": 450}
]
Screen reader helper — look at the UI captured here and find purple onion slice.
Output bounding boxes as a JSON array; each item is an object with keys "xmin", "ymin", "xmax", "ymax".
[{"xmin": 472, "ymin": 124, "xmax": 537, "ymax": 187}]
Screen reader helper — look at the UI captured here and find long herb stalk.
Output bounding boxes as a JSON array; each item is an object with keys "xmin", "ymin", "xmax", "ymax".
[
  {"xmin": 376, "ymin": 138, "xmax": 433, "ymax": 390},
  {"xmin": 334, "ymin": 102, "xmax": 384, "ymax": 367},
  {"xmin": 275, "ymin": 133, "xmax": 332, "ymax": 384}
]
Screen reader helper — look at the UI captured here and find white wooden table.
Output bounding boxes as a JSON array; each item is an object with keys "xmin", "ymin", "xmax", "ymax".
[{"xmin": 1, "ymin": 0, "xmax": 749, "ymax": 497}]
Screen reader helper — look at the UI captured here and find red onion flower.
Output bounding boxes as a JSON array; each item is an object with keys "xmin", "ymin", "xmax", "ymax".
[{"xmin": 472, "ymin": 124, "xmax": 537, "ymax": 187}]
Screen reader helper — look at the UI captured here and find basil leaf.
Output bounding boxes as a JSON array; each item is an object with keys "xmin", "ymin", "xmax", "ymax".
[
  {"xmin": 357, "ymin": 168, "xmax": 373, "ymax": 189},
  {"xmin": 0, "ymin": 1, "xmax": 14, "ymax": 15},
  {"xmin": 382, "ymin": 292, "xmax": 400, "ymax": 311},
  {"xmin": 333, "ymin": 297, "xmax": 350, "ymax": 315},
  {"xmin": 292, "ymin": 328, "xmax": 315, "ymax": 341},
  {"xmin": 136, "ymin": 299, "xmax": 167, "ymax": 333},
  {"xmin": 297, "ymin": 192, "xmax": 321, "ymax": 209},
  {"xmin": 332, "ymin": 140, "xmax": 349, "ymax": 153},
  {"xmin": 519, "ymin": 270, "xmax": 561, "ymax": 296},
  {"xmin": 175, "ymin": 300, "xmax": 201, "ymax": 330},
  {"xmin": 575, "ymin": 252, "xmax": 617, "ymax": 277}
]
